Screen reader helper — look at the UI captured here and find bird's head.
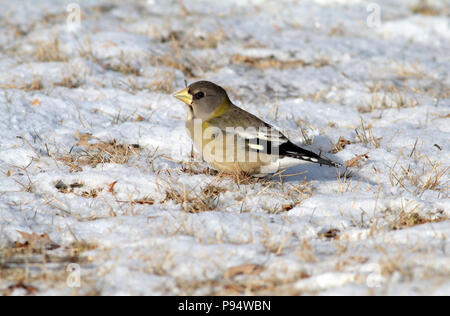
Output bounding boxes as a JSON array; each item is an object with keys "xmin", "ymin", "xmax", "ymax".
[{"xmin": 173, "ymin": 81, "xmax": 230, "ymax": 120}]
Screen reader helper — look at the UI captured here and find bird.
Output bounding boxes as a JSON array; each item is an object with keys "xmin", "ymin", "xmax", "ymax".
[{"xmin": 173, "ymin": 81, "xmax": 340, "ymax": 177}]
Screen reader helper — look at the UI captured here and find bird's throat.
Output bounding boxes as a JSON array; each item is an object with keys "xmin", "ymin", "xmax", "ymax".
[
  {"xmin": 186, "ymin": 104, "xmax": 194, "ymax": 120},
  {"xmin": 208, "ymin": 99, "xmax": 230, "ymax": 119}
]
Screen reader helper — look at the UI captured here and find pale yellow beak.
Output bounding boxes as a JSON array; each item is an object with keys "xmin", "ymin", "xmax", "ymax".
[{"xmin": 173, "ymin": 87, "xmax": 193, "ymax": 105}]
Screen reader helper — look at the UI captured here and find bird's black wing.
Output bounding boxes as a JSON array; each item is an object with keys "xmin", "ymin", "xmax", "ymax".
[
  {"xmin": 218, "ymin": 121, "xmax": 340, "ymax": 167},
  {"xmin": 240, "ymin": 129, "xmax": 340, "ymax": 167}
]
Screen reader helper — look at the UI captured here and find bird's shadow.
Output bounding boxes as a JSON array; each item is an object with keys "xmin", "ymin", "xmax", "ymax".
[
  {"xmin": 276, "ymin": 136, "xmax": 342, "ymax": 183},
  {"xmin": 264, "ymin": 134, "xmax": 377, "ymax": 185},
  {"xmin": 273, "ymin": 164, "xmax": 377, "ymax": 186},
  {"xmin": 274, "ymin": 163, "xmax": 339, "ymax": 183}
]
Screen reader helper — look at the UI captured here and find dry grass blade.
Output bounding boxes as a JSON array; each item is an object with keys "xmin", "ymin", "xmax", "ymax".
[
  {"xmin": 57, "ymin": 132, "xmax": 141, "ymax": 171},
  {"xmin": 0, "ymin": 77, "xmax": 44, "ymax": 91},
  {"xmin": 14, "ymin": 231, "xmax": 60, "ymax": 253},
  {"xmin": 346, "ymin": 153, "xmax": 369, "ymax": 168},
  {"xmin": 318, "ymin": 229, "xmax": 340, "ymax": 239},
  {"xmin": 224, "ymin": 264, "xmax": 265, "ymax": 279},
  {"xmin": 389, "ymin": 158, "xmax": 448, "ymax": 196},
  {"xmin": 389, "ymin": 209, "xmax": 448, "ymax": 230},
  {"xmin": 103, "ymin": 51, "xmax": 142, "ymax": 76},
  {"xmin": 35, "ymin": 38, "xmax": 68, "ymax": 62},
  {"xmin": 411, "ymin": 1, "xmax": 441, "ymax": 16},
  {"xmin": 421, "ymin": 165, "xmax": 449, "ymax": 192},
  {"xmin": 162, "ymin": 182, "xmax": 225, "ymax": 213},
  {"xmin": 355, "ymin": 118, "xmax": 381, "ymax": 148},
  {"xmin": 359, "ymin": 80, "xmax": 420, "ymax": 113},
  {"xmin": 116, "ymin": 198, "xmax": 155, "ymax": 205},
  {"xmin": 232, "ymin": 54, "xmax": 329, "ymax": 69},
  {"xmin": 331, "ymin": 136, "xmax": 352, "ymax": 153},
  {"xmin": 150, "ymin": 54, "xmax": 199, "ymax": 77}
]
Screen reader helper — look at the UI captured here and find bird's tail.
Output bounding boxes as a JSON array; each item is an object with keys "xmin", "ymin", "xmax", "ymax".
[
  {"xmin": 286, "ymin": 151, "xmax": 341, "ymax": 168},
  {"xmin": 281, "ymin": 142, "xmax": 341, "ymax": 168},
  {"xmin": 289, "ymin": 151, "xmax": 340, "ymax": 167}
]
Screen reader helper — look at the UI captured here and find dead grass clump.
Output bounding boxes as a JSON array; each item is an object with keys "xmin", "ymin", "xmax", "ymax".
[
  {"xmin": 296, "ymin": 240, "xmax": 318, "ymax": 263},
  {"xmin": 0, "ymin": 77, "xmax": 44, "ymax": 91},
  {"xmin": 229, "ymin": 172, "xmax": 269, "ymax": 185},
  {"xmin": 150, "ymin": 53, "xmax": 199, "ymax": 78},
  {"xmin": 1, "ymin": 239, "xmax": 96, "ymax": 265},
  {"xmin": 260, "ymin": 229, "xmax": 293, "ymax": 255},
  {"xmin": 345, "ymin": 153, "xmax": 369, "ymax": 168},
  {"xmin": 420, "ymin": 165, "xmax": 449, "ymax": 193},
  {"xmin": 394, "ymin": 62, "xmax": 426, "ymax": 79},
  {"xmin": 331, "ymin": 136, "xmax": 353, "ymax": 153},
  {"xmin": 191, "ymin": 30, "xmax": 228, "ymax": 50},
  {"xmin": 79, "ymin": 42, "xmax": 143, "ymax": 78},
  {"xmin": 223, "ymin": 264, "xmax": 265, "ymax": 279},
  {"xmin": 201, "ymin": 184, "xmax": 227, "ymax": 199},
  {"xmin": 69, "ymin": 240, "xmax": 98, "ymax": 257},
  {"xmin": 388, "ymin": 209, "xmax": 448, "ymax": 230},
  {"xmin": 318, "ymin": 229, "xmax": 341, "ymax": 239},
  {"xmin": 146, "ymin": 70, "xmax": 175, "ymax": 93},
  {"xmin": 160, "ymin": 31, "xmax": 184, "ymax": 43},
  {"xmin": 425, "ymin": 86, "xmax": 450, "ymax": 99},
  {"xmin": 411, "ymin": 1, "xmax": 441, "ymax": 16},
  {"xmin": 55, "ymin": 180, "xmax": 83, "ymax": 193},
  {"xmin": 28, "ymin": 77, "xmax": 44, "ymax": 90},
  {"xmin": 35, "ymin": 38, "xmax": 68, "ymax": 62},
  {"xmin": 180, "ymin": 161, "xmax": 219, "ymax": 177},
  {"xmin": 297, "ymin": 89, "xmax": 340, "ymax": 104},
  {"xmin": 232, "ymin": 54, "xmax": 330, "ymax": 70},
  {"xmin": 57, "ymin": 132, "xmax": 141, "ymax": 171},
  {"xmin": 175, "ymin": 270, "xmax": 310, "ymax": 295},
  {"xmin": 119, "ymin": 70, "xmax": 175, "ymax": 94},
  {"xmin": 359, "ymin": 81, "xmax": 420, "ymax": 113},
  {"xmin": 1, "ymin": 232, "xmax": 60, "ymax": 258},
  {"xmin": 80, "ymin": 189, "xmax": 101, "ymax": 198},
  {"xmin": 389, "ymin": 158, "xmax": 448, "ymax": 196},
  {"xmin": 328, "ymin": 127, "xmax": 378, "ymax": 160},
  {"xmin": 103, "ymin": 51, "xmax": 142, "ymax": 76},
  {"xmin": 53, "ymin": 73, "xmax": 83, "ymax": 89},
  {"xmin": 0, "ymin": 238, "xmax": 97, "ymax": 295},
  {"xmin": 288, "ymin": 180, "xmax": 313, "ymax": 198},
  {"xmin": 149, "ymin": 28, "xmax": 215, "ymax": 77},
  {"xmin": 296, "ymin": 119, "xmax": 313, "ymax": 146},
  {"xmin": 162, "ymin": 183, "xmax": 225, "ymax": 213},
  {"xmin": 335, "ymin": 169, "xmax": 355, "ymax": 194},
  {"xmin": 354, "ymin": 118, "xmax": 381, "ymax": 148},
  {"xmin": 329, "ymin": 24, "xmax": 346, "ymax": 37},
  {"xmin": 265, "ymin": 180, "xmax": 314, "ymax": 214},
  {"xmin": 179, "ymin": 161, "xmax": 266, "ymax": 185},
  {"xmin": 161, "ymin": 29, "xmax": 228, "ymax": 50},
  {"xmin": 130, "ymin": 198, "xmax": 155, "ymax": 205}
]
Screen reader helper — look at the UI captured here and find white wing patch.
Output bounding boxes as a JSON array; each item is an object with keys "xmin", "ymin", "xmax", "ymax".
[
  {"xmin": 248, "ymin": 143, "xmax": 265, "ymax": 151},
  {"xmin": 302, "ymin": 156, "xmax": 318, "ymax": 162},
  {"xmin": 232, "ymin": 127, "xmax": 288, "ymax": 144}
]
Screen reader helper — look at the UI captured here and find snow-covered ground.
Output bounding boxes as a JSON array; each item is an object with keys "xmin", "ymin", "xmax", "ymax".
[{"xmin": 0, "ymin": 0, "xmax": 448, "ymax": 295}]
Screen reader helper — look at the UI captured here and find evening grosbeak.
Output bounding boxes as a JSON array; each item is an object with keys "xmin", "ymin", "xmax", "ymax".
[{"xmin": 174, "ymin": 81, "xmax": 340, "ymax": 177}]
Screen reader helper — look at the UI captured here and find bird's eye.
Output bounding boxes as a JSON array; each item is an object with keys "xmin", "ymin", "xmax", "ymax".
[{"xmin": 193, "ymin": 91, "xmax": 205, "ymax": 100}]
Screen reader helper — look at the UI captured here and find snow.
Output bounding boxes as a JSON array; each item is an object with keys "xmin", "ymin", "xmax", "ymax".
[{"xmin": 0, "ymin": 0, "xmax": 448, "ymax": 295}]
